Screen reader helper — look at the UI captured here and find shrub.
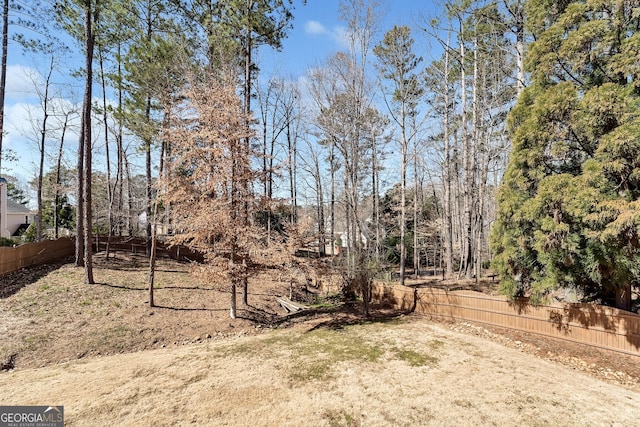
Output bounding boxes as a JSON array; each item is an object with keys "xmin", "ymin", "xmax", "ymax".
[{"xmin": 0, "ymin": 237, "xmax": 15, "ymax": 247}]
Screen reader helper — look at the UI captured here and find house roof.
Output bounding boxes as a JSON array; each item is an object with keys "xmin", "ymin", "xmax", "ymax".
[{"xmin": 5, "ymin": 199, "xmax": 32, "ymax": 214}]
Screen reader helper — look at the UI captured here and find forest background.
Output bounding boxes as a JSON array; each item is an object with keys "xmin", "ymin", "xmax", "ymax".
[{"xmin": 0, "ymin": 0, "xmax": 638, "ymax": 314}]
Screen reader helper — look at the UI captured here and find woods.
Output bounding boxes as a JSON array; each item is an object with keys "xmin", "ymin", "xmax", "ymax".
[{"xmin": 0, "ymin": 0, "xmax": 638, "ymax": 314}]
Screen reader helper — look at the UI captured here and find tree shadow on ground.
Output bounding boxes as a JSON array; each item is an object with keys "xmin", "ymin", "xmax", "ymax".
[
  {"xmin": 270, "ymin": 301, "xmax": 403, "ymax": 332},
  {"xmin": 95, "ymin": 282, "xmax": 145, "ymax": 291},
  {"xmin": 153, "ymin": 305, "xmax": 228, "ymax": 312},
  {"xmin": 237, "ymin": 306, "xmax": 280, "ymax": 324},
  {"xmin": 304, "ymin": 307, "xmax": 404, "ymax": 333},
  {"xmin": 159, "ymin": 285, "xmax": 221, "ymax": 291},
  {"xmin": 0, "ymin": 257, "xmax": 73, "ymax": 299}
]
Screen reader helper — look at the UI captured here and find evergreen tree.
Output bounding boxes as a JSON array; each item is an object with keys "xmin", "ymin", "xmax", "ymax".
[
  {"xmin": 374, "ymin": 25, "xmax": 424, "ymax": 286},
  {"xmin": 6, "ymin": 178, "xmax": 28, "ymax": 206},
  {"xmin": 491, "ymin": 0, "xmax": 640, "ymax": 310}
]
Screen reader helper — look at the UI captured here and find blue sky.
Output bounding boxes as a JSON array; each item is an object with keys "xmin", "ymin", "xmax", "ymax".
[
  {"xmin": 2, "ymin": 0, "xmax": 442, "ymax": 199},
  {"xmin": 267, "ymin": 0, "xmax": 437, "ymax": 76}
]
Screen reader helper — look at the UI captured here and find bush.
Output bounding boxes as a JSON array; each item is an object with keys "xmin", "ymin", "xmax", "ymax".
[
  {"xmin": 21, "ymin": 223, "xmax": 37, "ymax": 243},
  {"xmin": 0, "ymin": 237, "xmax": 15, "ymax": 247}
]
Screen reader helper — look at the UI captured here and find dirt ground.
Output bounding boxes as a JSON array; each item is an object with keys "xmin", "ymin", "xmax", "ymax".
[
  {"xmin": 2, "ymin": 317, "xmax": 640, "ymax": 426},
  {"xmin": 1, "ymin": 253, "xmax": 640, "ymax": 425}
]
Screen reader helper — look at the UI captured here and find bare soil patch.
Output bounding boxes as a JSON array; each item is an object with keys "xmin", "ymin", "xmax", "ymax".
[{"xmin": 0, "ymin": 252, "xmax": 295, "ymax": 369}]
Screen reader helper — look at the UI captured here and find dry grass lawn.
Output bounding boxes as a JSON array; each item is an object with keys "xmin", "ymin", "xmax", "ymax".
[
  {"xmin": 2, "ymin": 318, "xmax": 640, "ymax": 426},
  {"xmin": 1, "ymin": 253, "xmax": 640, "ymax": 426}
]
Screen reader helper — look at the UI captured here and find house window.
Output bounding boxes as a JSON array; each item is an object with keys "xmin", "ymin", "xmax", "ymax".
[{"xmin": 26, "ymin": 215, "xmax": 29, "ymax": 224}]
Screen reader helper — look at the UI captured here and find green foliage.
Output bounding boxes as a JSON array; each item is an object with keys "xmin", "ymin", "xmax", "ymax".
[
  {"xmin": 374, "ymin": 25, "xmax": 424, "ymax": 110},
  {"xmin": 0, "ymin": 237, "xmax": 15, "ymax": 247},
  {"xmin": 380, "ymin": 185, "xmax": 439, "ymax": 265},
  {"xmin": 21, "ymin": 223, "xmax": 37, "ymax": 243},
  {"xmin": 5, "ymin": 177, "xmax": 29, "ymax": 206},
  {"xmin": 492, "ymin": 0, "xmax": 640, "ymax": 307},
  {"xmin": 42, "ymin": 194, "xmax": 75, "ymax": 230}
]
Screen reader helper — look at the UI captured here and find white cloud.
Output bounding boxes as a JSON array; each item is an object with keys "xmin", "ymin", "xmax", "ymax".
[
  {"xmin": 304, "ymin": 20, "xmax": 348, "ymax": 48},
  {"xmin": 305, "ymin": 20, "xmax": 327, "ymax": 35},
  {"xmin": 5, "ymin": 65, "xmax": 42, "ymax": 101},
  {"xmin": 2, "ymin": 97, "xmax": 83, "ymax": 178}
]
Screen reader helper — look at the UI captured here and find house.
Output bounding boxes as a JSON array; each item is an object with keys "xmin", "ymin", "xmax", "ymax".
[
  {"xmin": 0, "ymin": 178, "xmax": 35, "ymax": 239},
  {"xmin": 335, "ymin": 230, "xmax": 368, "ymax": 254}
]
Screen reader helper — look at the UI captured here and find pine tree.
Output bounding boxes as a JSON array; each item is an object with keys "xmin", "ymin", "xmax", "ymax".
[
  {"xmin": 374, "ymin": 25, "xmax": 424, "ymax": 286},
  {"xmin": 491, "ymin": 0, "xmax": 640, "ymax": 310}
]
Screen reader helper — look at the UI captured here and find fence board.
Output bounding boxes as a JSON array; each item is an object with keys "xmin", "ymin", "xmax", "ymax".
[
  {"xmin": 0, "ymin": 238, "xmax": 75, "ymax": 276},
  {"xmin": 93, "ymin": 236, "xmax": 205, "ymax": 263},
  {"xmin": 373, "ymin": 283, "xmax": 640, "ymax": 357},
  {"xmin": 0, "ymin": 236, "xmax": 204, "ymax": 280}
]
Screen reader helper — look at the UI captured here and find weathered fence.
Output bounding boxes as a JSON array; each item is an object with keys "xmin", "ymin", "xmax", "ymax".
[
  {"xmin": 372, "ymin": 283, "xmax": 640, "ymax": 357},
  {"xmin": 0, "ymin": 238, "xmax": 75, "ymax": 276},
  {"xmin": 0, "ymin": 236, "xmax": 206, "ymax": 278},
  {"xmin": 94, "ymin": 236, "xmax": 205, "ymax": 263}
]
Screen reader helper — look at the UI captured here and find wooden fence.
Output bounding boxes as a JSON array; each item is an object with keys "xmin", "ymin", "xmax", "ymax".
[
  {"xmin": 0, "ymin": 236, "xmax": 206, "ymax": 278},
  {"xmin": 94, "ymin": 236, "xmax": 205, "ymax": 263},
  {"xmin": 372, "ymin": 283, "xmax": 640, "ymax": 357},
  {"xmin": 0, "ymin": 238, "xmax": 75, "ymax": 276}
]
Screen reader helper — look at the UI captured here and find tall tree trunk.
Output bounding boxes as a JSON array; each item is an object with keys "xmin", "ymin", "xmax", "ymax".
[
  {"xmin": 501, "ymin": 0, "xmax": 526, "ymax": 95},
  {"xmin": 287, "ymin": 119, "xmax": 297, "ymax": 225},
  {"xmin": 459, "ymin": 20, "xmax": 473, "ymax": 280},
  {"xmin": 243, "ymin": 0, "xmax": 253, "ymax": 223},
  {"xmin": 149, "ymin": 136, "xmax": 166, "ymax": 308},
  {"xmin": 372, "ymin": 135, "xmax": 380, "ymax": 263},
  {"xmin": 315, "ymin": 155, "xmax": 325, "ymax": 256},
  {"xmin": 148, "ymin": 224, "xmax": 157, "ymax": 307},
  {"xmin": 476, "ymin": 144, "xmax": 489, "ymax": 280},
  {"xmin": 230, "ymin": 266, "xmax": 237, "ymax": 319},
  {"xmin": 117, "ymin": 42, "xmax": 124, "ymax": 236},
  {"xmin": 76, "ymin": 121, "xmax": 85, "ymax": 265},
  {"xmin": 330, "ymin": 144, "xmax": 336, "ymax": 256},
  {"xmin": 399, "ymin": 107, "xmax": 407, "ymax": 286},
  {"xmin": 230, "ymin": 131, "xmax": 238, "ymax": 320},
  {"xmin": 469, "ymin": 36, "xmax": 480, "ymax": 281},
  {"xmin": 413, "ymin": 145, "xmax": 419, "ymax": 278},
  {"xmin": 54, "ymin": 113, "xmax": 70, "ymax": 239},
  {"xmin": 124, "ymin": 152, "xmax": 134, "ymax": 236},
  {"xmin": 144, "ymin": 11, "xmax": 153, "ymax": 253},
  {"xmin": 267, "ymin": 120, "xmax": 275, "ymax": 236},
  {"xmin": 261, "ymin": 96, "xmax": 270, "ymax": 240},
  {"xmin": 99, "ymin": 50, "xmax": 114, "ymax": 259},
  {"xmin": 82, "ymin": 2, "xmax": 95, "ymax": 284},
  {"xmin": 0, "ymin": 0, "xmax": 8, "ymax": 178},
  {"xmin": 37, "ymin": 59, "xmax": 53, "ymax": 242},
  {"xmin": 240, "ymin": 0, "xmax": 253, "ymax": 308},
  {"xmin": 443, "ymin": 34, "xmax": 454, "ymax": 275},
  {"xmin": 145, "ymin": 99, "xmax": 152, "ymax": 253}
]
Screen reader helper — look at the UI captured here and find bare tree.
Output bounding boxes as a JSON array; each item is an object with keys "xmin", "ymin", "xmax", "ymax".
[
  {"xmin": 374, "ymin": 24, "xmax": 425, "ymax": 285},
  {"xmin": 299, "ymin": 134, "xmax": 326, "ymax": 255},
  {"xmin": 52, "ymin": 106, "xmax": 77, "ymax": 239},
  {"xmin": 163, "ymin": 66, "xmax": 256, "ymax": 319},
  {"xmin": 19, "ymin": 49, "xmax": 58, "ymax": 241}
]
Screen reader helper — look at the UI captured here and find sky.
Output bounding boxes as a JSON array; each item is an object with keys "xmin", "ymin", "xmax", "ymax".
[
  {"xmin": 2, "ymin": 0, "xmax": 442, "ymax": 203},
  {"xmin": 266, "ymin": 0, "xmax": 436, "ymax": 76}
]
